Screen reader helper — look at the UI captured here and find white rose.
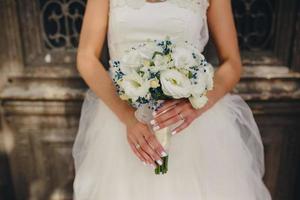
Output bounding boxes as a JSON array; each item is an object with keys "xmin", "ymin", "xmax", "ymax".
[
  {"xmin": 189, "ymin": 95, "xmax": 208, "ymax": 109},
  {"xmin": 151, "ymin": 54, "xmax": 171, "ymax": 72},
  {"xmin": 160, "ymin": 69, "xmax": 192, "ymax": 98},
  {"xmin": 172, "ymin": 45, "xmax": 198, "ymax": 68},
  {"xmin": 154, "ymin": 54, "xmax": 169, "ymax": 66},
  {"xmin": 139, "ymin": 54, "xmax": 172, "ymax": 73},
  {"xmin": 121, "ymin": 49, "xmax": 143, "ymax": 74},
  {"xmin": 191, "ymin": 64, "xmax": 215, "ymax": 96},
  {"xmin": 139, "ymin": 42, "xmax": 163, "ymax": 59},
  {"xmin": 192, "ymin": 48, "xmax": 205, "ymax": 64},
  {"xmin": 204, "ymin": 63, "xmax": 215, "ymax": 90},
  {"xmin": 190, "ymin": 74, "xmax": 207, "ymax": 97},
  {"xmin": 119, "ymin": 72, "xmax": 150, "ymax": 101},
  {"xmin": 187, "ymin": 44, "xmax": 205, "ymax": 62}
]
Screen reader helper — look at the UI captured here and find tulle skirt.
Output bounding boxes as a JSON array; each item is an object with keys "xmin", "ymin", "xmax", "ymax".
[{"xmin": 72, "ymin": 89, "xmax": 271, "ymax": 200}]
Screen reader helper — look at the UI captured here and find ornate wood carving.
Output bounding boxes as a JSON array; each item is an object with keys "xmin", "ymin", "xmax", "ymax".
[
  {"xmin": 39, "ymin": 0, "xmax": 86, "ymax": 49},
  {"xmin": 231, "ymin": 0, "xmax": 298, "ymax": 67},
  {"xmin": 15, "ymin": 0, "xmax": 87, "ymax": 66},
  {"xmin": 232, "ymin": 0, "xmax": 275, "ymax": 51}
]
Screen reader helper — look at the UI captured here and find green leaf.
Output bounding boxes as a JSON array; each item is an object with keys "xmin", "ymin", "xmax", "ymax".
[
  {"xmin": 150, "ymin": 87, "xmax": 172, "ymax": 100},
  {"xmin": 152, "ymin": 51, "xmax": 164, "ymax": 59},
  {"xmin": 188, "ymin": 71, "xmax": 193, "ymax": 79}
]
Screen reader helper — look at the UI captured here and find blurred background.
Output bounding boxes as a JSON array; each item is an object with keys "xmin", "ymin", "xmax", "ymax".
[{"xmin": 0, "ymin": 0, "xmax": 300, "ymax": 200}]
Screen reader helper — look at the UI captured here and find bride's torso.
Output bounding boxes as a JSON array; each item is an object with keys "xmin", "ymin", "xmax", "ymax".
[{"xmin": 107, "ymin": 0, "xmax": 210, "ymax": 60}]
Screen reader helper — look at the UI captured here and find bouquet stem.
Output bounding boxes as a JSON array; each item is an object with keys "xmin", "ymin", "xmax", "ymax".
[
  {"xmin": 155, "ymin": 155, "xmax": 169, "ymax": 175},
  {"xmin": 134, "ymin": 104, "xmax": 172, "ymax": 175}
]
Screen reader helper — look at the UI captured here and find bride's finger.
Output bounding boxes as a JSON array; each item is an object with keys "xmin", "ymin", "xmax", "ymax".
[
  {"xmin": 171, "ymin": 120, "xmax": 192, "ymax": 135},
  {"xmin": 143, "ymin": 131, "xmax": 167, "ymax": 157},
  {"xmin": 129, "ymin": 142, "xmax": 147, "ymax": 164},
  {"xmin": 137, "ymin": 135, "xmax": 163, "ymax": 166},
  {"xmin": 151, "ymin": 103, "xmax": 184, "ymax": 127},
  {"xmin": 136, "ymin": 147, "xmax": 157, "ymax": 168},
  {"xmin": 153, "ymin": 99, "xmax": 182, "ymax": 116},
  {"xmin": 128, "ymin": 136, "xmax": 147, "ymax": 162},
  {"xmin": 129, "ymin": 136, "xmax": 156, "ymax": 166},
  {"xmin": 155, "ymin": 112, "xmax": 185, "ymax": 130}
]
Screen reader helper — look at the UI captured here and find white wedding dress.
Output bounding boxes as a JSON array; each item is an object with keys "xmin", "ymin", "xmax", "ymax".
[{"xmin": 72, "ymin": 0, "xmax": 272, "ymax": 199}]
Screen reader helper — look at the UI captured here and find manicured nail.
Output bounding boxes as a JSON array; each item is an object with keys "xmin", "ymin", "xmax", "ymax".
[
  {"xmin": 150, "ymin": 119, "xmax": 156, "ymax": 125},
  {"xmin": 156, "ymin": 160, "xmax": 163, "ymax": 166},
  {"xmin": 151, "ymin": 164, "xmax": 156, "ymax": 169},
  {"xmin": 171, "ymin": 130, "xmax": 177, "ymax": 135},
  {"xmin": 152, "ymin": 111, "xmax": 157, "ymax": 116},
  {"xmin": 142, "ymin": 161, "xmax": 147, "ymax": 166},
  {"xmin": 153, "ymin": 126, "xmax": 160, "ymax": 131},
  {"xmin": 161, "ymin": 151, "xmax": 168, "ymax": 157}
]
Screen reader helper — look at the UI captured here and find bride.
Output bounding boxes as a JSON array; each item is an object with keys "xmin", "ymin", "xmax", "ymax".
[{"xmin": 72, "ymin": 0, "xmax": 272, "ymax": 199}]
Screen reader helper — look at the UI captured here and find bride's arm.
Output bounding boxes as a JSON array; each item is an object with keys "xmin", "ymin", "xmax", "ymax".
[
  {"xmin": 205, "ymin": 0, "xmax": 243, "ymax": 102},
  {"xmin": 150, "ymin": 0, "xmax": 242, "ymax": 134},
  {"xmin": 77, "ymin": 0, "xmax": 165, "ymax": 166},
  {"xmin": 77, "ymin": 0, "xmax": 135, "ymax": 127}
]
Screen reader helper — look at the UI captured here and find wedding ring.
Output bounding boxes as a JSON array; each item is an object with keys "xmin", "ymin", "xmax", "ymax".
[
  {"xmin": 135, "ymin": 143, "xmax": 141, "ymax": 149},
  {"xmin": 178, "ymin": 112, "xmax": 185, "ymax": 121}
]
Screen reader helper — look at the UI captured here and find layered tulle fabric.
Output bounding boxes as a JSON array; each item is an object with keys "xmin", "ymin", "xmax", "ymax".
[{"xmin": 72, "ymin": 89, "xmax": 271, "ymax": 200}]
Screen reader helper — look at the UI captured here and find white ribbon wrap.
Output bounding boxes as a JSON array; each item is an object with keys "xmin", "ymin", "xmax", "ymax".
[{"xmin": 134, "ymin": 103, "xmax": 172, "ymax": 152}]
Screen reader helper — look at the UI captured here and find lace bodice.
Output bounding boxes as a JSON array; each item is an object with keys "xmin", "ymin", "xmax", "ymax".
[
  {"xmin": 108, "ymin": 0, "xmax": 210, "ymax": 61},
  {"xmin": 110, "ymin": 0, "xmax": 209, "ymax": 13}
]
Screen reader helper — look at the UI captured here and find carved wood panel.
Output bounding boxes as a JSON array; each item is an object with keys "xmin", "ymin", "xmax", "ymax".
[
  {"xmin": 207, "ymin": 0, "xmax": 298, "ymax": 68},
  {"xmin": 250, "ymin": 100, "xmax": 300, "ymax": 200},
  {"xmin": 2, "ymin": 100, "xmax": 81, "ymax": 200},
  {"xmin": 16, "ymin": 0, "xmax": 86, "ymax": 66},
  {"xmin": 39, "ymin": 0, "xmax": 86, "ymax": 50}
]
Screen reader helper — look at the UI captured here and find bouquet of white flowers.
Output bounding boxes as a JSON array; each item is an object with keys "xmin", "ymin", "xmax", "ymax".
[{"xmin": 109, "ymin": 37, "xmax": 214, "ymax": 174}]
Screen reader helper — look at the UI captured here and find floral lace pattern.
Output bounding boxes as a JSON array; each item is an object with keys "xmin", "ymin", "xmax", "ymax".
[{"xmin": 110, "ymin": 0, "xmax": 210, "ymax": 14}]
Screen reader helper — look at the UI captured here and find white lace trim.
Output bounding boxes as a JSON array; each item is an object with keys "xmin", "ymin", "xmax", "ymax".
[{"xmin": 110, "ymin": 0, "xmax": 210, "ymax": 14}]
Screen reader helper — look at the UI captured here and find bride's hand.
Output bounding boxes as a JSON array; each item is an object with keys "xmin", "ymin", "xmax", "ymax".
[
  {"xmin": 125, "ymin": 118, "xmax": 167, "ymax": 168},
  {"xmin": 150, "ymin": 97, "xmax": 214, "ymax": 135}
]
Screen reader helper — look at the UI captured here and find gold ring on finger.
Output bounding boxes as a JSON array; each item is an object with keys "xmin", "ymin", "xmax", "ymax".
[{"xmin": 135, "ymin": 143, "xmax": 141, "ymax": 149}]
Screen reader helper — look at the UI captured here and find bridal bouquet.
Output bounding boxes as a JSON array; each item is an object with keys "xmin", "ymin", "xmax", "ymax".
[{"xmin": 110, "ymin": 37, "xmax": 214, "ymax": 174}]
